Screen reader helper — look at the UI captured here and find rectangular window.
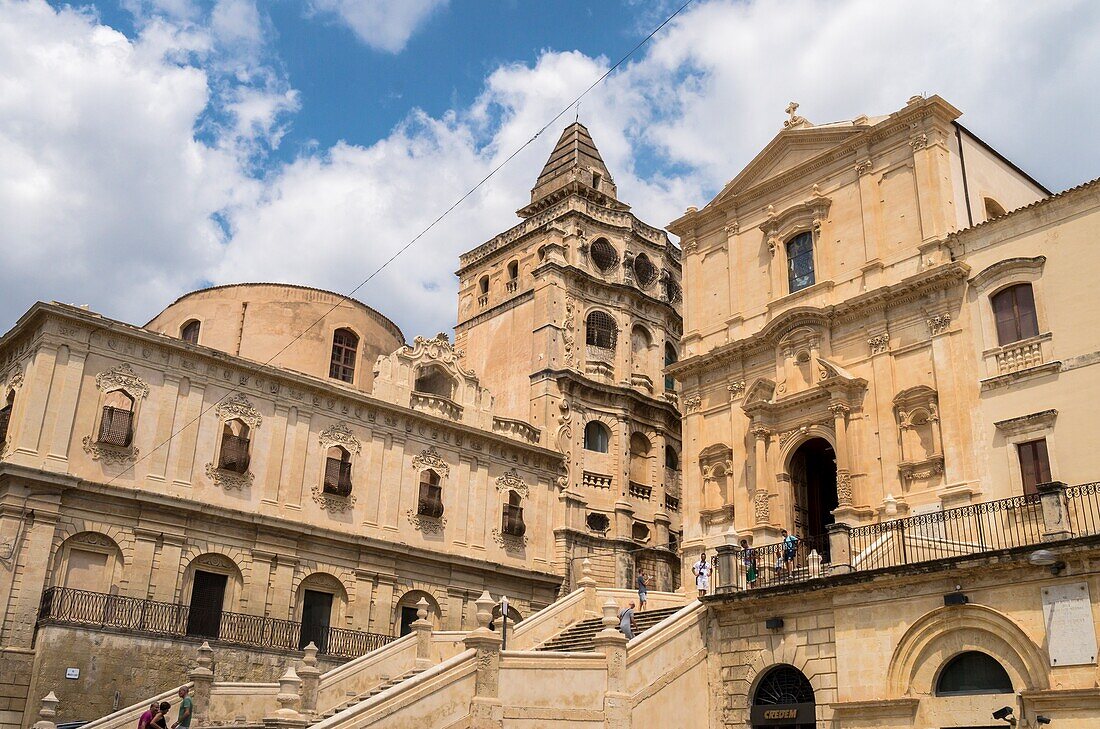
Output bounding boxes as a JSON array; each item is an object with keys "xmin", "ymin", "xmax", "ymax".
[
  {"xmin": 1017, "ymin": 438, "xmax": 1052, "ymax": 495},
  {"xmin": 786, "ymin": 232, "xmax": 816, "ymax": 293}
]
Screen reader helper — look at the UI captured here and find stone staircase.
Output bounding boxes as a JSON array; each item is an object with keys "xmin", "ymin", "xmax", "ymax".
[
  {"xmin": 537, "ymin": 606, "xmax": 681, "ymax": 652},
  {"xmin": 311, "ymin": 667, "xmax": 427, "ymax": 723}
]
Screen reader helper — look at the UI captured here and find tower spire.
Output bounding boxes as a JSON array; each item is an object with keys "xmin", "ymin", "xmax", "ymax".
[{"xmin": 519, "ymin": 122, "xmax": 627, "ymax": 217}]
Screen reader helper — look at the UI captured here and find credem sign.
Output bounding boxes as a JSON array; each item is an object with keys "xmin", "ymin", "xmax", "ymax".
[{"xmin": 749, "ymin": 702, "xmax": 815, "ymax": 725}]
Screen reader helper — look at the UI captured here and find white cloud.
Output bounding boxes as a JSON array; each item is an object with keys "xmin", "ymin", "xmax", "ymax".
[
  {"xmin": 2, "ymin": 0, "xmax": 1100, "ymax": 345},
  {"xmin": 306, "ymin": 0, "xmax": 447, "ymax": 53}
]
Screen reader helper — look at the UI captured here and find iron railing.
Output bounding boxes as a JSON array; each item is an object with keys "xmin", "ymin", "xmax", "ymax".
[
  {"xmin": 848, "ymin": 493, "xmax": 1043, "ymax": 573},
  {"xmin": 219, "ymin": 434, "xmax": 251, "ymax": 472},
  {"xmin": 1066, "ymin": 482, "xmax": 1100, "ymax": 538},
  {"xmin": 97, "ymin": 407, "xmax": 133, "ymax": 447},
  {"xmin": 36, "ymin": 587, "xmax": 394, "ymax": 658},
  {"xmin": 723, "ymin": 533, "xmax": 830, "ymax": 591}
]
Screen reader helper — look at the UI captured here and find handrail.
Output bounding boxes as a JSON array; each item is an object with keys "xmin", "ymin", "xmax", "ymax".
[
  {"xmin": 79, "ymin": 683, "xmax": 193, "ymax": 729},
  {"xmin": 318, "ymin": 632, "xmax": 416, "ymax": 685}
]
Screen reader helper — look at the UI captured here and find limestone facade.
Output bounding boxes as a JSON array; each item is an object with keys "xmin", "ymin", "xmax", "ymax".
[{"xmin": 455, "ymin": 123, "xmax": 684, "ymax": 592}]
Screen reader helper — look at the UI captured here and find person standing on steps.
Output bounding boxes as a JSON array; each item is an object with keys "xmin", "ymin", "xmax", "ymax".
[
  {"xmin": 692, "ymin": 550, "xmax": 711, "ymax": 598},
  {"xmin": 171, "ymin": 686, "xmax": 192, "ymax": 729},
  {"xmin": 636, "ymin": 570, "xmax": 649, "ymax": 611},
  {"xmin": 618, "ymin": 601, "xmax": 637, "ymax": 640}
]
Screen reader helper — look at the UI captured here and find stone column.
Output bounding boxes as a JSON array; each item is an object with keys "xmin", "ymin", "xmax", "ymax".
[
  {"xmin": 751, "ymin": 426, "xmax": 772, "ymax": 529},
  {"xmin": 830, "ymin": 404, "xmax": 853, "ymax": 509},
  {"xmin": 463, "ymin": 591, "xmax": 503, "ymax": 729},
  {"xmin": 412, "ymin": 597, "xmax": 434, "ymax": 668},
  {"xmin": 188, "ymin": 642, "xmax": 215, "ymax": 727},
  {"xmin": 826, "ymin": 523, "xmax": 852, "ymax": 575},
  {"xmin": 592, "ymin": 600, "xmax": 629, "ymax": 729},
  {"xmin": 714, "ymin": 527, "xmax": 740, "ymax": 593},
  {"xmin": 33, "ymin": 692, "xmax": 59, "ymax": 729},
  {"xmin": 1037, "ymin": 481, "xmax": 1072, "ymax": 541},
  {"xmin": 297, "ymin": 643, "xmax": 321, "ymax": 716}
]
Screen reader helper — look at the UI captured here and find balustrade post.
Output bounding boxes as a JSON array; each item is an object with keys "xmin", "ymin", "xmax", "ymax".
[
  {"xmin": 827, "ymin": 523, "xmax": 852, "ymax": 575},
  {"xmin": 464, "ymin": 591, "xmax": 504, "ymax": 729},
  {"xmin": 592, "ymin": 599, "xmax": 630, "ymax": 729},
  {"xmin": 33, "ymin": 692, "xmax": 59, "ymax": 729},
  {"xmin": 412, "ymin": 597, "xmax": 435, "ymax": 668},
  {"xmin": 297, "ymin": 643, "xmax": 321, "ymax": 716},
  {"xmin": 188, "ymin": 642, "xmax": 214, "ymax": 727},
  {"xmin": 1037, "ymin": 481, "xmax": 1072, "ymax": 541},
  {"xmin": 262, "ymin": 666, "xmax": 307, "ymax": 729},
  {"xmin": 578, "ymin": 558, "xmax": 599, "ymax": 617},
  {"xmin": 715, "ymin": 526, "xmax": 740, "ymax": 592}
]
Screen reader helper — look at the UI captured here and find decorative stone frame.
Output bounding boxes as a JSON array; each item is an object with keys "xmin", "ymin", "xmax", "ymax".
[
  {"xmin": 969, "ymin": 257, "xmax": 1058, "ymax": 385},
  {"xmin": 206, "ymin": 393, "xmax": 262, "ymax": 490},
  {"xmin": 83, "ymin": 363, "xmax": 149, "ymax": 465},
  {"xmin": 893, "ymin": 386, "xmax": 944, "ymax": 487},
  {"xmin": 994, "ymin": 410, "xmax": 1059, "ymax": 496},
  {"xmin": 0, "ymin": 364, "xmax": 24, "ymax": 458},
  {"xmin": 53, "ymin": 531, "xmax": 125, "ymax": 594},
  {"xmin": 699, "ymin": 444, "xmax": 734, "ymax": 523},
  {"xmin": 759, "ymin": 189, "xmax": 832, "ymax": 297},
  {"xmin": 409, "ymin": 448, "xmax": 449, "ymax": 534},
  {"xmin": 312, "ymin": 422, "xmax": 362, "ymax": 513}
]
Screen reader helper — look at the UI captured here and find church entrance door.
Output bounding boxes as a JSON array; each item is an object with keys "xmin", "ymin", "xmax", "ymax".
[{"xmin": 789, "ymin": 438, "xmax": 837, "ymax": 561}]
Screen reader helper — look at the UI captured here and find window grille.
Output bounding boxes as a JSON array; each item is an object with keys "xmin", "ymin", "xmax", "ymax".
[
  {"xmin": 418, "ymin": 471, "xmax": 444, "ymax": 518},
  {"xmin": 936, "ymin": 652, "xmax": 1012, "ymax": 696},
  {"xmin": 589, "ymin": 239, "xmax": 619, "ymax": 272},
  {"xmin": 586, "ymin": 512, "xmax": 610, "ymax": 532},
  {"xmin": 633, "ymin": 253, "xmax": 657, "ymax": 288},
  {"xmin": 502, "ymin": 503, "xmax": 526, "ymax": 537},
  {"xmin": 329, "ymin": 329, "xmax": 358, "ymax": 383},
  {"xmin": 786, "ymin": 231, "xmax": 815, "ymax": 293},
  {"xmin": 219, "ymin": 433, "xmax": 251, "ymax": 473},
  {"xmin": 663, "ymin": 278, "xmax": 682, "ymax": 304},
  {"xmin": 97, "ymin": 406, "xmax": 133, "ymax": 447},
  {"xmin": 992, "ymin": 284, "xmax": 1039, "ymax": 345},
  {"xmin": 324, "ymin": 457, "xmax": 353, "ymax": 496},
  {"xmin": 754, "ymin": 665, "xmax": 815, "ymax": 706},
  {"xmin": 585, "ymin": 311, "xmax": 617, "ymax": 350}
]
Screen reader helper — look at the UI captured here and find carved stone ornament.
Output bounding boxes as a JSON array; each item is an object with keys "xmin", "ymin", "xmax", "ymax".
[
  {"xmin": 412, "ymin": 447, "xmax": 449, "ymax": 478},
  {"xmin": 562, "ymin": 297, "xmax": 577, "ymax": 369},
  {"xmin": 312, "ymin": 484, "xmax": 356, "ymax": 513},
  {"xmin": 3, "ymin": 364, "xmax": 24, "ymax": 392},
  {"xmin": 205, "ymin": 462, "xmax": 254, "ymax": 490},
  {"xmin": 683, "ymin": 395, "xmax": 702, "ymax": 413},
  {"xmin": 682, "ymin": 237, "xmax": 698, "ymax": 254},
  {"xmin": 495, "ymin": 469, "xmax": 529, "ymax": 499},
  {"xmin": 783, "ymin": 101, "xmax": 810, "ymax": 130},
  {"xmin": 82, "ymin": 436, "xmax": 139, "ymax": 465},
  {"xmin": 71, "ymin": 532, "xmax": 113, "ymax": 547},
  {"xmin": 836, "ymin": 472, "xmax": 853, "ymax": 506},
  {"xmin": 407, "ymin": 510, "xmax": 446, "ymax": 534},
  {"xmin": 194, "ymin": 553, "xmax": 235, "ymax": 570},
  {"xmin": 753, "ymin": 489, "xmax": 770, "ymax": 523},
  {"xmin": 492, "ymin": 528, "xmax": 528, "ymax": 550},
  {"xmin": 909, "ymin": 133, "xmax": 928, "ymax": 151},
  {"xmin": 402, "ymin": 333, "xmax": 477, "ymax": 379},
  {"xmin": 318, "ymin": 422, "xmax": 361, "ymax": 456},
  {"xmin": 927, "ymin": 313, "xmax": 951, "ymax": 336},
  {"xmin": 868, "ymin": 332, "xmax": 889, "ymax": 355},
  {"xmin": 727, "ymin": 380, "xmax": 747, "ymax": 401},
  {"xmin": 855, "ymin": 159, "xmax": 873, "ymax": 176},
  {"xmin": 95, "ymin": 363, "xmax": 149, "ymax": 399},
  {"xmin": 214, "ymin": 393, "xmax": 262, "ymax": 429}
]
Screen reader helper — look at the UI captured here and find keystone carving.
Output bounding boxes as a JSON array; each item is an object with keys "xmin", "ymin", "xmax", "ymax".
[
  {"xmin": 214, "ymin": 393, "xmax": 262, "ymax": 429},
  {"xmin": 95, "ymin": 363, "xmax": 150, "ymax": 399},
  {"xmin": 495, "ymin": 469, "xmax": 529, "ymax": 499},
  {"xmin": 412, "ymin": 447, "xmax": 449, "ymax": 478}
]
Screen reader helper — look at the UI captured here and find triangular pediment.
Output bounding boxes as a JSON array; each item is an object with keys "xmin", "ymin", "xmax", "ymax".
[{"xmin": 711, "ymin": 124, "xmax": 868, "ymax": 207}]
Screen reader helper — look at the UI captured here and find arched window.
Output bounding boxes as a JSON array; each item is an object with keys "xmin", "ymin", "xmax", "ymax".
[
  {"xmin": 984, "ymin": 197, "xmax": 1008, "ymax": 220},
  {"xmin": 414, "ymin": 364, "xmax": 456, "ymax": 399},
  {"xmin": 586, "ymin": 311, "xmax": 617, "ymax": 350},
  {"xmin": 633, "ymin": 253, "xmax": 657, "ymax": 288},
  {"xmin": 754, "ymin": 664, "xmax": 815, "ymax": 706},
  {"xmin": 586, "ymin": 512, "xmax": 610, "ymax": 532},
  {"xmin": 935, "ymin": 652, "xmax": 1013, "ymax": 696},
  {"xmin": 664, "ymin": 343, "xmax": 677, "ymax": 390},
  {"xmin": 507, "ymin": 261, "xmax": 519, "ymax": 280},
  {"xmin": 786, "ymin": 231, "xmax": 815, "ymax": 293},
  {"xmin": 180, "ymin": 320, "xmax": 201, "ymax": 344},
  {"xmin": 631, "ymin": 325, "xmax": 651, "ymax": 372},
  {"xmin": 584, "ymin": 421, "xmax": 610, "ymax": 453},
  {"xmin": 590, "ymin": 238, "xmax": 619, "ymax": 273},
  {"xmin": 218, "ymin": 419, "xmax": 251, "ymax": 474},
  {"xmin": 98, "ymin": 390, "xmax": 135, "ymax": 447},
  {"xmin": 329, "ymin": 328, "xmax": 359, "ymax": 383},
  {"xmin": 991, "ymin": 283, "xmax": 1039, "ymax": 345},
  {"xmin": 323, "ymin": 445, "xmax": 352, "ymax": 496},
  {"xmin": 501, "ymin": 490, "xmax": 525, "ymax": 537},
  {"xmin": 417, "ymin": 469, "xmax": 444, "ymax": 518},
  {"xmin": 665, "ymin": 447, "xmax": 679, "ymax": 471},
  {"xmin": 479, "ymin": 276, "xmax": 489, "ymax": 295},
  {"xmin": 0, "ymin": 389, "xmax": 14, "ymax": 445}
]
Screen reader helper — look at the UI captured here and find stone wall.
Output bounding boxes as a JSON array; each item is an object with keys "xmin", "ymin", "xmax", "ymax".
[
  {"xmin": 26, "ymin": 626, "xmax": 343, "ymax": 727},
  {"xmin": 0, "ymin": 648, "xmax": 33, "ymax": 729}
]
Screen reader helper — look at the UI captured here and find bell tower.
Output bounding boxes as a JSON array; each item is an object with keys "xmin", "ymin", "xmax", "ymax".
[{"xmin": 455, "ymin": 123, "xmax": 684, "ymax": 591}]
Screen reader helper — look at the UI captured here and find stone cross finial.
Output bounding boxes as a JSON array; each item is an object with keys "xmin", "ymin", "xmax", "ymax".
[
  {"xmin": 785, "ymin": 101, "xmax": 799, "ymax": 120},
  {"xmin": 784, "ymin": 101, "xmax": 809, "ymax": 129}
]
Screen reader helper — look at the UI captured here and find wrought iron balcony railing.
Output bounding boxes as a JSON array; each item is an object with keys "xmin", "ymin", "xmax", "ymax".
[{"xmin": 36, "ymin": 587, "xmax": 394, "ymax": 658}]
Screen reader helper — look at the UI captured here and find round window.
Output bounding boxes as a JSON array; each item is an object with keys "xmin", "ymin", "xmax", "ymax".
[
  {"xmin": 590, "ymin": 239, "xmax": 619, "ymax": 273},
  {"xmin": 633, "ymin": 253, "xmax": 657, "ymax": 288}
]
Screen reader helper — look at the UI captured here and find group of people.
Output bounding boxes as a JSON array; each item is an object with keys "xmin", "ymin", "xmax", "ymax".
[
  {"xmin": 137, "ymin": 687, "xmax": 192, "ymax": 729},
  {"xmin": 690, "ymin": 529, "xmax": 802, "ymax": 596}
]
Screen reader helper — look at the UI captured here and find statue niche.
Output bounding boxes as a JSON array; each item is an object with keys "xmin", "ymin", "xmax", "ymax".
[
  {"xmin": 894, "ymin": 386, "xmax": 944, "ymax": 486},
  {"xmin": 699, "ymin": 443, "xmax": 734, "ymax": 533}
]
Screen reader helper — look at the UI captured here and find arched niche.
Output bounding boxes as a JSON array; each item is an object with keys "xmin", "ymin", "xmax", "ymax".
[
  {"xmin": 180, "ymin": 552, "xmax": 244, "ymax": 615},
  {"xmin": 53, "ymin": 531, "xmax": 125, "ymax": 594}
]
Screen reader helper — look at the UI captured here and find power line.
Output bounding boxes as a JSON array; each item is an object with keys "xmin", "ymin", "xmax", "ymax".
[{"xmin": 103, "ymin": 0, "xmax": 697, "ymax": 486}]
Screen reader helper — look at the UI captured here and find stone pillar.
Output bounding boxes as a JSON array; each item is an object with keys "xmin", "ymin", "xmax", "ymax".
[
  {"xmin": 830, "ymin": 404, "xmax": 853, "ymax": 508},
  {"xmin": 262, "ymin": 666, "xmax": 307, "ymax": 729},
  {"xmin": 592, "ymin": 600, "xmax": 629, "ymax": 729},
  {"xmin": 577, "ymin": 558, "xmax": 599, "ymax": 617},
  {"xmin": 1037, "ymin": 481, "xmax": 1072, "ymax": 541},
  {"xmin": 33, "ymin": 692, "xmax": 59, "ymax": 729},
  {"xmin": 297, "ymin": 643, "xmax": 321, "ymax": 716},
  {"xmin": 128, "ymin": 529, "xmax": 160, "ymax": 599},
  {"xmin": 188, "ymin": 642, "xmax": 215, "ymax": 727},
  {"xmin": 751, "ymin": 426, "xmax": 772, "ymax": 531},
  {"xmin": 412, "ymin": 597, "xmax": 434, "ymax": 668},
  {"xmin": 714, "ymin": 527, "xmax": 740, "ymax": 593},
  {"xmin": 463, "ymin": 591, "xmax": 503, "ymax": 729},
  {"xmin": 827, "ymin": 523, "xmax": 852, "ymax": 575}
]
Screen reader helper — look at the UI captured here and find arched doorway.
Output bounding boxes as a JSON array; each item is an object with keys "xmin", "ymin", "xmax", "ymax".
[
  {"xmin": 751, "ymin": 665, "xmax": 816, "ymax": 729},
  {"xmin": 789, "ymin": 438, "xmax": 837, "ymax": 556}
]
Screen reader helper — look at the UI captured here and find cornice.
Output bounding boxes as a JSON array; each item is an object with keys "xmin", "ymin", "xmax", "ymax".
[
  {"xmin": 536, "ymin": 368, "xmax": 681, "ymax": 424},
  {"xmin": 4, "ymin": 303, "xmax": 564, "ymax": 465},
  {"xmin": 669, "ymin": 261, "xmax": 970, "ymax": 378}
]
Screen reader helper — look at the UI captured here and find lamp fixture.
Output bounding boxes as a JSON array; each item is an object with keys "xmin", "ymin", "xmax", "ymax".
[{"xmin": 1029, "ymin": 549, "xmax": 1067, "ymax": 575}]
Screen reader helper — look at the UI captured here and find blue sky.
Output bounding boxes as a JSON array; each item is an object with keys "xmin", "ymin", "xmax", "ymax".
[{"xmin": 5, "ymin": 0, "xmax": 1100, "ymax": 340}]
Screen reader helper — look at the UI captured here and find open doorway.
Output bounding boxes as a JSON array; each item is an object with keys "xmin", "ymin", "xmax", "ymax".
[
  {"xmin": 186, "ymin": 571, "xmax": 227, "ymax": 639},
  {"xmin": 398, "ymin": 605, "xmax": 419, "ymax": 637},
  {"xmin": 789, "ymin": 438, "xmax": 837, "ymax": 560},
  {"xmin": 299, "ymin": 589, "xmax": 333, "ymax": 651}
]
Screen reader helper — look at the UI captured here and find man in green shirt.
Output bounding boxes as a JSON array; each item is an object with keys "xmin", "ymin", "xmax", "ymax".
[{"xmin": 172, "ymin": 687, "xmax": 192, "ymax": 729}]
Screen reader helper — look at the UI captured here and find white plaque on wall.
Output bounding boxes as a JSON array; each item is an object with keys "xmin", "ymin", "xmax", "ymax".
[{"xmin": 1042, "ymin": 582, "xmax": 1097, "ymax": 666}]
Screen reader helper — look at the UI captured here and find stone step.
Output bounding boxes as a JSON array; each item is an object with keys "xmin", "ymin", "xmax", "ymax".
[
  {"xmin": 538, "ymin": 606, "xmax": 682, "ymax": 652},
  {"xmin": 313, "ymin": 668, "xmax": 425, "ymax": 722}
]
